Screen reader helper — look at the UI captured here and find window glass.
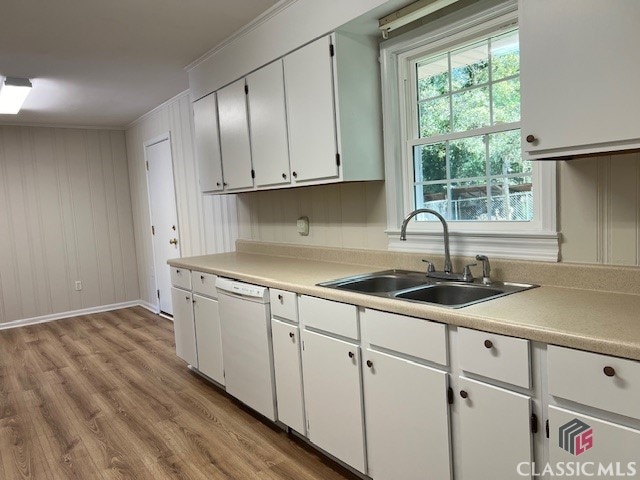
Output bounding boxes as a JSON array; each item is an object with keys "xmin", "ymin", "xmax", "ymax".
[{"xmin": 410, "ymin": 28, "xmax": 531, "ymax": 222}]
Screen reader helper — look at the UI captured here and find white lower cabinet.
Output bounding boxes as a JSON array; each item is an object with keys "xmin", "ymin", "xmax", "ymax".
[
  {"xmin": 271, "ymin": 318, "xmax": 305, "ymax": 434},
  {"xmin": 363, "ymin": 349, "xmax": 452, "ymax": 480},
  {"xmin": 548, "ymin": 406, "xmax": 640, "ymax": 475},
  {"xmin": 170, "ymin": 287, "xmax": 197, "ymax": 366},
  {"xmin": 458, "ymin": 377, "xmax": 532, "ymax": 480},
  {"xmin": 301, "ymin": 329, "xmax": 366, "ymax": 473},
  {"xmin": 193, "ymin": 294, "xmax": 224, "ymax": 385}
]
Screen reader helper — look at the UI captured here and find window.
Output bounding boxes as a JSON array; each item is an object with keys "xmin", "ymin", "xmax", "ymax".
[
  {"xmin": 380, "ymin": 1, "xmax": 558, "ymax": 260},
  {"xmin": 412, "ymin": 29, "xmax": 530, "ymax": 222}
]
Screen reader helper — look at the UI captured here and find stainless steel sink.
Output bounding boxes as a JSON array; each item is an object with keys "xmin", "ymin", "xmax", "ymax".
[
  {"xmin": 319, "ymin": 270, "xmax": 432, "ymax": 293},
  {"xmin": 318, "ymin": 270, "xmax": 537, "ymax": 308}
]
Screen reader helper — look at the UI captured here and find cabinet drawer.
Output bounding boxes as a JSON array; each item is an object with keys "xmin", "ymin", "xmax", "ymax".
[
  {"xmin": 269, "ymin": 289, "xmax": 298, "ymax": 322},
  {"xmin": 192, "ymin": 271, "xmax": 218, "ymax": 298},
  {"xmin": 361, "ymin": 309, "xmax": 447, "ymax": 366},
  {"xmin": 548, "ymin": 345, "xmax": 640, "ymax": 420},
  {"xmin": 170, "ymin": 267, "xmax": 192, "ymax": 290},
  {"xmin": 458, "ymin": 327, "xmax": 530, "ymax": 389},
  {"xmin": 299, "ymin": 295, "xmax": 358, "ymax": 340}
]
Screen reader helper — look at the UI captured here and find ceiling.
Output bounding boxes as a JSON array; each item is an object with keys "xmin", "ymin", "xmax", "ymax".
[{"xmin": 0, "ymin": 0, "xmax": 279, "ymax": 128}]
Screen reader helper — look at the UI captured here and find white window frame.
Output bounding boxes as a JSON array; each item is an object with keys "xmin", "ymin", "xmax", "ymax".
[{"xmin": 381, "ymin": 0, "xmax": 558, "ymax": 261}]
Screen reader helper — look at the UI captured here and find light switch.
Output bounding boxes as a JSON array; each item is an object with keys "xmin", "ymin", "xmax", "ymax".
[{"xmin": 297, "ymin": 216, "xmax": 309, "ymax": 236}]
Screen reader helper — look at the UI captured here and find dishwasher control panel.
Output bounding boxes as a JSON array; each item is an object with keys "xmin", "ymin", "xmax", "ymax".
[{"xmin": 216, "ymin": 277, "xmax": 269, "ymax": 301}]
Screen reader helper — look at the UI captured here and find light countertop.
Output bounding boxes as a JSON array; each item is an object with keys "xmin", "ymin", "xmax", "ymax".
[{"xmin": 169, "ymin": 252, "xmax": 640, "ymax": 361}]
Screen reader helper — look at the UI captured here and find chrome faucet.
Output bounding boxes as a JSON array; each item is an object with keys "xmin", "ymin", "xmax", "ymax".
[{"xmin": 400, "ymin": 208, "xmax": 454, "ymax": 276}]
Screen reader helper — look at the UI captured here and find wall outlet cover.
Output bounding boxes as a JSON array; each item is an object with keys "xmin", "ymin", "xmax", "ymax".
[{"xmin": 297, "ymin": 216, "xmax": 309, "ymax": 236}]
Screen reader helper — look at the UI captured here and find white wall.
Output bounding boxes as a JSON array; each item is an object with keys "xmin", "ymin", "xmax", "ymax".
[
  {"xmin": 0, "ymin": 126, "xmax": 139, "ymax": 324},
  {"xmin": 238, "ymin": 155, "xmax": 640, "ymax": 267},
  {"xmin": 126, "ymin": 92, "xmax": 237, "ymax": 308}
]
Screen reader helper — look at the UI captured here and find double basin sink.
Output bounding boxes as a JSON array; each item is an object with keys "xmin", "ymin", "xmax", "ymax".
[{"xmin": 318, "ymin": 270, "xmax": 537, "ymax": 308}]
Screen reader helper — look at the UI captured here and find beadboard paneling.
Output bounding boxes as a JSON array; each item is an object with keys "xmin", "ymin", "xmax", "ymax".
[
  {"xmin": 236, "ymin": 181, "xmax": 387, "ymax": 250},
  {"xmin": 0, "ymin": 126, "xmax": 139, "ymax": 324},
  {"xmin": 560, "ymin": 153, "xmax": 640, "ymax": 266},
  {"xmin": 126, "ymin": 92, "xmax": 238, "ymax": 308}
]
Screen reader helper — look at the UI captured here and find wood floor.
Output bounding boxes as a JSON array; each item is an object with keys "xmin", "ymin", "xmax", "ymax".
[{"xmin": 0, "ymin": 307, "xmax": 357, "ymax": 480}]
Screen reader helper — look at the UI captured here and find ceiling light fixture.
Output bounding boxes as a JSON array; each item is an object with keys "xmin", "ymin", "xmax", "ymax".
[
  {"xmin": 0, "ymin": 77, "xmax": 33, "ymax": 114},
  {"xmin": 379, "ymin": 0, "xmax": 460, "ymax": 38}
]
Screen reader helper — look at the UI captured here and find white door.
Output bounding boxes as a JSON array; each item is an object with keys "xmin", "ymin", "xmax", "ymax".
[
  {"xmin": 217, "ymin": 78, "xmax": 254, "ymax": 191},
  {"xmin": 170, "ymin": 287, "xmax": 197, "ymax": 366},
  {"xmin": 193, "ymin": 94, "xmax": 224, "ymax": 192},
  {"xmin": 548, "ymin": 406, "xmax": 640, "ymax": 472},
  {"xmin": 193, "ymin": 294, "xmax": 224, "ymax": 385},
  {"xmin": 146, "ymin": 136, "xmax": 180, "ymax": 315},
  {"xmin": 271, "ymin": 319, "xmax": 305, "ymax": 434},
  {"xmin": 284, "ymin": 35, "xmax": 339, "ymax": 184},
  {"xmin": 458, "ymin": 377, "xmax": 532, "ymax": 480},
  {"xmin": 363, "ymin": 349, "xmax": 452, "ymax": 480},
  {"xmin": 301, "ymin": 329, "xmax": 366, "ymax": 473},
  {"xmin": 247, "ymin": 61, "xmax": 291, "ymax": 187}
]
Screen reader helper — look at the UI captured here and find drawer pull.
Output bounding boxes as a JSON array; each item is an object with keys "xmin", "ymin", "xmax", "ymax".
[
  {"xmin": 484, "ymin": 339, "xmax": 493, "ymax": 349},
  {"xmin": 460, "ymin": 390, "xmax": 468, "ymax": 399},
  {"xmin": 603, "ymin": 366, "xmax": 616, "ymax": 377},
  {"xmin": 185, "ymin": 296, "xmax": 189, "ymax": 301},
  {"xmin": 366, "ymin": 360, "xmax": 373, "ymax": 368},
  {"xmin": 200, "ymin": 275, "xmax": 205, "ymax": 281},
  {"xmin": 278, "ymin": 294, "xmax": 283, "ymax": 301},
  {"xmin": 289, "ymin": 332, "xmax": 295, "ymax": 339},
  {"xmin": 176, "ymin": 269, "xmax": 181, "ymax": 274},
  {"xmin": 526, "ymin": 134, "xmax": 537, "ymax": 143},
  {"xmin": 348, "ymin": 351, "xmax": 355, "ymax": 359}
]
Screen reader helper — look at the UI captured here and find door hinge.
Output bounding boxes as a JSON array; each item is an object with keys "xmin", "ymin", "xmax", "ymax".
[
  {"xmin": 545, "ymin": 419, "xmax": 550, "ymax": 438},
  {"xmin": 157, "ymin": 289, "xmax": 160, "ymax": 299},
  {"xmin": 302, "ymin": 340, "xmax": 305, "ymax": 351},
  {"xmin": 531, "ymin": 413, "xmax": 539, "ymax": 434},
  {"xmin": 151, "ymin": 225, "xmax": 155, "ymax": 235},
  {"xmin": 447, "ymin": 387, "xmax": 454, "ymax": 405},
  {"xmin": 244, "ymin": 84, "xmax": 249, "ymax": 95},
  {"xmin": 146, "ymin": 160, "xmax": 149, "ymax": 171},
  {"xmin": 336, "ymin": 153, "xmax": 341, "ymax": 167},
  {"xmin": 329, "ymin": 44, "xmax": 335, "ymax": 57},
  {"xmin": 307, "ymin": 419, "xmax": 310, "ymax": 432},
  {"xmin": 251, "ymin": 169, "xmax": 255, "ymax": 179}
]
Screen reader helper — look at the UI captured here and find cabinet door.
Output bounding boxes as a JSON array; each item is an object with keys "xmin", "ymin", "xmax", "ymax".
[
  {"xmin": 301, "ymin": 329, "xmax": 366, "ymax": 473},
  {"xmin": 247, "ymin": 61, "xmax": 291, "ymax": 188},
  {"xmin": 170, "ymin": 287, "xmax": 197, "ymax": 366},
  {"xmin": 520, "ymin": 0, "xmax": 640, "ymax": 158},
  {"xmin": 193, "ymin": 295, "xmax": 224, "ymax": 385},
  {"xmin": 548, "ymin": 406, "xmax": 640, "ymax": 473},
  {"xmin": 284, "ymin": 35, "xmax": 339, "ymax": 184},
  {"xmin": 217, "ymin": 78, "xmax": 253, "ymax": 190},
  {"xmin": 271, "ymin": 319, "xmax": 305, "ymax": 434},
  {"xmin": 192, "ymin": 94, "xmax": 223, "ymax": 192},
  {"xmin": 458, "ymin": 377, "xmax": 532, "ymax": 480},
  {"xmin": 363, "ymin": 349, "xmax": 452, "ymax": 480}
]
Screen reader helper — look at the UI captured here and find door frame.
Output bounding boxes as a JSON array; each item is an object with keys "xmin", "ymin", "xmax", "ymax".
[{"xmin": 143, "ymin": 131, "xmax": 181, "ymax": 315}]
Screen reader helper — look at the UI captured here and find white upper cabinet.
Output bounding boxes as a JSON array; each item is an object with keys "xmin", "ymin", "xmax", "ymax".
[
  {"xmin": 520, "ymin": 0, "xmax": 640, "ymax": 159},
  {"xmin": 217, "ymin": 78, "xmax": 254, "ymax": 191},
  {"xmin": 284, "ymin": 33, "xmax": 384, "ymax": 186},
  {"xmin": 247, "ymin": 60, "xmax": 291, "ymax": 188},
  {"xmin": 192, "ymin": 94, "xmax": 223, "ymax": 192},
  {"xmin": 284, "ymin": 35, "xmax": 339, "ymax": 184}
]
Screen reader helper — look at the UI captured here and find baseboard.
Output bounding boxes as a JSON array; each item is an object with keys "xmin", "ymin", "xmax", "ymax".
[
  {"xmin": 0, "ymin": 300, "xmax": 145, "ymax": 330},
  {"xmin": 138, "ymin": 301, "xmax": 159, "ymax": 314}
]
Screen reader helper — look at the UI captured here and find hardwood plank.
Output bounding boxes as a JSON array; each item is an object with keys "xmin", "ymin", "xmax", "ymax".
[{"xmin": 0, "ymin": 308, "xmax": 358, "ymax": 480}]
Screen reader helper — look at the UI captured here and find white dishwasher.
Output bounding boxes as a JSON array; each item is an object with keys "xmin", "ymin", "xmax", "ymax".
[{"xmin": 215, "ymin": 277, "xmax": 276, "ymax": 421}]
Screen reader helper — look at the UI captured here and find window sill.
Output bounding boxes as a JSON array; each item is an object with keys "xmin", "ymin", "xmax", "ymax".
[{"xmin": 387, "ymin": 229, "xmax": 559, "ymax": 262}]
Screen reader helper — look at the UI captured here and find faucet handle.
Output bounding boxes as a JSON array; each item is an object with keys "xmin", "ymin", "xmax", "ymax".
[
  {"xmin": 462, "ymin": 263, "xmax": 477, "ymax": 282},
  {"xmin": 475, "ymin": 254, "xmax": 492, "ymax": 284},
  {"xmin": 421, "ymin": 259, "xmax": 436, "ymax": 273}
]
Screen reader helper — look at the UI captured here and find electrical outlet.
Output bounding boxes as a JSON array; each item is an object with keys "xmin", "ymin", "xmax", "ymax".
[
  {"xmin": 75, "ymin": 281, "xmax": 82, "ymax": 291},
  {"xmin": 297, "ymin": 216, "xmax": 309, "ymax": 236}
]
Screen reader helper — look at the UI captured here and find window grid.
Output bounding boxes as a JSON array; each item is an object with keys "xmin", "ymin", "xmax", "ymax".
[{"xmin": 410, "ymin": 28, "xmax": 529, "ymax": 222}]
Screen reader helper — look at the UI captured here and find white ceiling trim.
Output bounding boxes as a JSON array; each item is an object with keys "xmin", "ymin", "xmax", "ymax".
[
  {"xmin": 185, "ymin": 0, "xmax": 299, "ymax": 72},
  {"xmin": 126, "ymin": 89, "xmax": 191, "ymax": 130},
  {"xmin": 0, "ymin": 121, "xmax": 125, "ymax": 131}
]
